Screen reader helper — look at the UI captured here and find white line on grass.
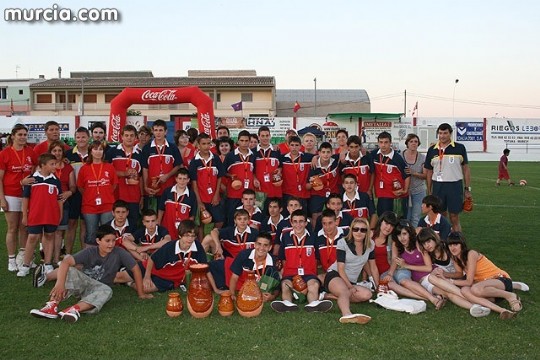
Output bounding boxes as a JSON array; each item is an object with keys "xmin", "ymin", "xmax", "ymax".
[
  {"xmin": 473, "ymin": 176, "xmax": 540, "ymax": 191},
  {"xmin": 475, "ymin": 204, "xmax": 538, "ymax": 209}
]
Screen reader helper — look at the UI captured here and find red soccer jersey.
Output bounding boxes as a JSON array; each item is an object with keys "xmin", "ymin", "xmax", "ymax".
[
  {"xmin": 77, "ymin": 162, "xmax": 118, "ymax": 214},
  {"xmin": 371, "ymin": 150, "xmax": 408, "ymax": 199},
  {"xmin": 309, "ymin": 157, "xmax": 341, "ymax": 197},
  {"xmin": 188, "ymin": 153, "xmax": 224, "ymax": 204},
  {"xmin": 281, "ymin": 152, "xmax": 313, "ymax": 198},
  {"xmin": 0, "ymin": 146, "xmax": 37, "ymax": 197},
  {"xmin": 342, "ymin": 192, "xmax": 371, "ymax": 219},
  {"xmin": 220, "ymin": 226, "xmax": 259, "ymax": 259},
  {"xmin": 141, "ymin": 140, "xmax": 183, "ymax": 196},
  {"xmin": 107, "ymin": 145, "xmax": 142, "ymax": 203},
  {"xmin": 278, "ymin": 230, "xmax": 317, "ymax": 278},
  {"xmin": 54, "ymin": 163, "xmax": 74, "ymax": 192},
  {"xmin": 223, "ymin": 148, "xmax": 256, "ymax": 199},
  {"xmin": 23, "ymin": 172, "xmax": 62, "ymax": 226},
  {"xmin": 159, "ymin": 186, "xmax": 197, "ymax": 239},
  {"xmin": 315, "ymin": 228, "xmax": 344, "ymax": 272},
  {"xmin": 341, "ymin": 153, "xmax": 371, "ymax": 193},
  {"xmin": 255, "ymin": 145, "xmax": 282, "ymax": 197}
]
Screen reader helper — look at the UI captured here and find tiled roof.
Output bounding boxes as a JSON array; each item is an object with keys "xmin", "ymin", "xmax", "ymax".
[
  {"xmin": 30, "ymin": 76, "xmax": 275, "ymax": 89},
  {"xmin": 70, "ymin": 71, "xmax": 154, "ymax": 78},
  {"xmin": 276, "ymin": 89, "xmax": 370, "ymax": 103}
]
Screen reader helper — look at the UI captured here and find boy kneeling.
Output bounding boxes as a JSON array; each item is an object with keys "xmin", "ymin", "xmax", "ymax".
[{"xmin": 30, "ymin": 225, "xmax": 152, "ymax": 322}]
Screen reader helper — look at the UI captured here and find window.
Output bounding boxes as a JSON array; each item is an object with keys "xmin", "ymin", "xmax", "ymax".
[
  {"xmin": 57, "ymin": 94, "xmax": 76, "ymax": 103},
  {"xmin": 83, "ymin": 94, "xmax": 97, "ymax": 103},
  {"xmin": 208, "ymin": 92, "xmax": 221, "ymax": 102},
  {"xmin": 105, "ymin": 94, "xmax": 119, "ymax": 103},
  {"xmin": 36, "ymin": 94, "xmax": 52, "ymax": 103},
  {"xmin": 19, "ymin": 89, "xmax": 23, "ymax": 95},
  {"xmin": 0, "ymin": 88, "xmax": 6, "ymax": 100},
  {"xmin": 241, "ymin": 93, "xmax": 253, "ymax": 102}
]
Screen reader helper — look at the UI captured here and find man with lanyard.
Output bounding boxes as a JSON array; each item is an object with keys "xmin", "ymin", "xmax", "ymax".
[
  {"xmin": 141, "ymin": 120, "xmax": 183, "ymax": 211},
  {"xmin": 254, "ymin": 126, "xmax": 282, "ymax": 216},
  {"xmin": 272, "ymin": 209, "xmax": 333, "ymax": 313},
  {"xmin": 424, "ymin": 123, "xmax": 471, "ymax": 232},
  {"xmin": 369, "ymin": 131, "xmax": 410, "ymax": 216},
  {"xmin": 106, "ymin": 125, "xmax": 143, "ymax": 227},
  {"xmin": 280, "ymin": 136, "xmax": 314, "ymax": 213}
]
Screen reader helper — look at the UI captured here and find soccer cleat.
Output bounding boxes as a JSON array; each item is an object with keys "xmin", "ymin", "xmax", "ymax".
[
  {"xmin": 304, "ymin": 299, "xmax": 333, "ymax": 313},
  {"xmin": 270, "ymin": 300, "xmax": 299, "ymax": 313},
  {"xmin": 339, "ymin": 313, "xmax": 372, "ymax": 324},
  {"xmin": 469, "ymin": 304, "xmax": 491, "ymax": 318},
  {"xmin": 30, "ymin": 301, "xmax": 59, "ymax": 319},
  {"xmin": 17, "ymin": 264, "xmax": 31, "ymax": 277},
  {"xmin": 8, "ymin": 259, "xmax": 18, "ymax": 272},
  {"xmin": 59, "ymin": 306, "xmax": 80, "ymax": 323},
  {"xmin": 33, "ymin": 264, "xmax": 47, "ymax": 288}
]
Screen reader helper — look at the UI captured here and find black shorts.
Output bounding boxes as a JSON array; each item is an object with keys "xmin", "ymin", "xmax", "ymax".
[
  {"xmin": 497, "ymin": 276, "xmax": 513, "ymax": 292},
  {"xmin": 323, "ymin": 270, "xmax": 353, "ymax": 292}
]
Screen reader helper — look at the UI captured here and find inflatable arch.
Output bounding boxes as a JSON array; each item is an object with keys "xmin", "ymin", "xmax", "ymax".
[{"xmin": 107, "ymin": 87, "xmax": 215, "ymax": 142}]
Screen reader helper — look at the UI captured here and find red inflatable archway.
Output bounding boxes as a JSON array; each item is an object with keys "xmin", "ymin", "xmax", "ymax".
[{"xmin": 107, "ymin": 86, "xmax": 215, "ymax": 142}]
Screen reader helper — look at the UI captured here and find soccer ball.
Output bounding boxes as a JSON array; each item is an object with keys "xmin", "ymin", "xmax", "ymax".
[{"xmin": 519, "ymin": 179, "xmax": 527, "ymax": 186}]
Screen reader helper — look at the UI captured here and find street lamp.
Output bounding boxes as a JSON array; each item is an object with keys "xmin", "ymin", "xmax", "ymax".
[{"xmin": 452, "ymin": 79, "xmax": 459, "ymax": 122}]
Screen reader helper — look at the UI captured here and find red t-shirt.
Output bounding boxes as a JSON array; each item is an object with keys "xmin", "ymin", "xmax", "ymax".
[
  {"xmin": 33, "ymin": 140, "xmax": 70, "ymax": 156},
  {"xmin": 0, "ymin": 146, "xmax": 37, "ymax": 197},
  {"xmin": 254, "ymin": 146, "xmax": 282, "ymax": 198},
  {"xmin": 77, "ymin": 162, "xmax": 118, "ymax": 214},
  {"xmin": 54, "ymin": 163, "xmax": 74, "ymax": 192}
]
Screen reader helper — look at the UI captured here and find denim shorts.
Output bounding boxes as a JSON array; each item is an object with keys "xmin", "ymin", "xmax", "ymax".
[{"xmin": 393, "ymin": 268, "xmax": 412, "ymax": 284}]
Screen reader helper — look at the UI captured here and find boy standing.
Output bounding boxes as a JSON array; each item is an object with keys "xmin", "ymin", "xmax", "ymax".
[
  {"xmin": 30, "ymin": 225, "xmax": 152, "ymax": 322},
  {"xmin": 106, "ymin": 125, "xmax": 143, "ymax": 226},
  {"xmin": 18, "ymin": 154, "xmax": 63, "ymax": 277},
  {"xmin": 339, "ymin": 135, "xmax": 371, "ymax": 194},
  {"xmin": 254, "ymin": 126, "xmax": 282, "ymax": 212},
  {"xmin": 158, "ymin": 168, "xmax": 197, "ymax": 240},
  {"xmin": 496, "ymin": 149, "xmax": 514, "ymax": 186},
  {"xmin": 280, "ymin": 136, "xmax": 314, "ymax": 212},
  {"xmin": 272, "ymin": 210, "xmax": 333, "ymax": 313}
]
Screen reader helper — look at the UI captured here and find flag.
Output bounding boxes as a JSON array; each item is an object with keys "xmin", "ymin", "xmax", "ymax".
[
  {"xmin": 293, "ymin": 101, "xmax": 301, "ymax": 113},
  {"xmin": 411, "ymin": 101, "xmax": 418, "ymax": 117},
  {"xmin": 231, "ymin": 101, "xmax": 243, "ymax": 111}
]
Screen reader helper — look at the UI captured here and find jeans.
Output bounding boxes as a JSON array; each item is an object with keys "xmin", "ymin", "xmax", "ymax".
[
  {"xmin": 83, "ymin": 212, "xmax": 114, "ymax": 245},
  {"xmin": 405, "ymin": 190, "xmax": 426, "ymax": 227}
]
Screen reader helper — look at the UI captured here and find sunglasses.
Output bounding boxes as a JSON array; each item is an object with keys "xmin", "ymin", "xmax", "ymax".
[{"xmin": 352, "ymin": 227, "xmax": 368, "ymax": 233}]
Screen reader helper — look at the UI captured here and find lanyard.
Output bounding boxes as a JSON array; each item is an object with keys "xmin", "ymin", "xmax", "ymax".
[
  {"xmin": 291, "ymin": 155, "xmax": 301, "ymax": 184},
  {"xmin": 438, "ymin": 147, "xmax": 445, "ymax": 172},
  {"xmin": 254, "ymin": 257, "xmax": 267, "ymax": 280},
  {"xmin": 90, "ymin": 163, "xmax": 104, "ymax": 194},
  {"xmin": 155, "ymin": 143, "xmax": 166, "ymax": 173},
  {"xmin": 55, "ymin": 164, "xmax": 63, "ymax": 180},
  {"xmin": 124, "ymin": 150, "xmax": 134, "ymax": 170},
  {"xmin": 236, "ymin": 231, "xmax": 248, "ymax": 246},
  {"xmin": 11, "ymin": 147, "xmax": 26, "ymax": 168},
  {"xmin": 324, "ymin": 233, "xmax": 336, "ymax": 268},
  {"xmin": 174, "ymin": 190, "xmax": 186, "ymax": 219},
  {"xmin": 179, "ymin": 250, "xmax": 192, "ymax": 270},
  {"xmin": 239, "ymin": 152, "xmax": 250, "ymax": 179},
  {"xmin": 145, "ymin": 233, "xmax": 157, "ymax": 244},
  {"xmin": 292, "ymin": 233, "xmax": 305, "ymax": 267},
  {"xmin": 378, "ymin": 154, "xmax": 391, "ymax": 179},
  {"xmin": 203, "ymin": 156, "xmax": 213, "ymax": 188},
  {"xmin": 259, "ymin": 148, "xmax": 271, "ymax": 174}
]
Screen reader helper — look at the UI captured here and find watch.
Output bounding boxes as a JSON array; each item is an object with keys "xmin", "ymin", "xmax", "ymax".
[{"xmin": 465, "ymin": 186, "xmax": 472, "ymax": 191}]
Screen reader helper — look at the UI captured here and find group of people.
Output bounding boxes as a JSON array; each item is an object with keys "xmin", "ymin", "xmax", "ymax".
[{"xmin": 0, "ymin": 119, "xmax": 526, "ymax": 323}]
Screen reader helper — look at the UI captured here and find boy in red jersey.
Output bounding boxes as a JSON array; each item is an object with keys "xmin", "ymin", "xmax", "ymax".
[
  {"xmin": 19, "ymin": 154, "xmax": 63, "ymax": 277},
  {"xmin": 339, "ymin": 135, "xmax": 371, "ymax": 194},
  {"xmin": 272, "ymin": 210, "xmax": 333, "ymax": 313},
  {"xmin": 280, "ymin": 136, "xmax": 314, "ymax": 213},
  {"xmin": 254, "ymin": 126, "xmax": 282, "ymax": 213},
  {"xmin": 369, "ymin": 131, "xmax": 410, "ymax": 216},
  {"xmin": 341, "ymin": 174, "xmax": 375, "ymax": 225},
  {"xmin": 106, "ymin": 125, "xmax": 143, "ymax": 226},
  {"xmin": 496, "ymin": 148, "xmax": 514, "ymax": 186},
  {"xmin": 223, "ymin": 130, "xmax": 259, "ymax": 223},
  {"xmin": 141, "ymin": 120, "xmax": 183, "ymax": 206},
  {"xmin": 158, "ymin": 168, "xmax": 197, "ymax": 239},
  {"xmin": 230, "ymin": 189, "xmax": 263, "ymax": 230},
  {"xmin": 189, "ymin": 133, "xmax": 225, "ymax": 237},
  {"xmin": 314, "ymin": 209, "xmax": 345, "ymax": 272}
]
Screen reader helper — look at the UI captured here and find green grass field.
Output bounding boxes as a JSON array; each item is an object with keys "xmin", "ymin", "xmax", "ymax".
[{"xmin": 1, "ymin": 161, "xmax": 538, "ymax": 359}]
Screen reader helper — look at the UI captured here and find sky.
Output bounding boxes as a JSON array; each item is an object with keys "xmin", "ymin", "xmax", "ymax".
[{"xmin": 2, "ymin": 0, "xmax": 540, "ymax": 118}]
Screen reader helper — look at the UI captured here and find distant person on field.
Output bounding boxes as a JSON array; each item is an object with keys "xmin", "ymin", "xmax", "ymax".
[{"xmin": 496, "ymin": 149, "xmax": 514, "ymax": 186}]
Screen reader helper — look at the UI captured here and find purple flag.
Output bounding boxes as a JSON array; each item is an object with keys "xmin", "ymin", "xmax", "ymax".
[{"xmin": 231, "ymin": 101, "xmax": 243, "ymax": 111}]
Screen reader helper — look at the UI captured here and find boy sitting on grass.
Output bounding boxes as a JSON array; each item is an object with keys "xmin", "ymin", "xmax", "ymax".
[{"xmin": 30, "ymin": 225, "xmax": 152, "ymax": 323}]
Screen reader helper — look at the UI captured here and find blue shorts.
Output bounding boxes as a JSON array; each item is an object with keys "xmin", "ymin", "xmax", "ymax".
[
  {"xmin": 28, "ymin": 224, "xmax": 58, "ymax": 234},
  {"xmin": 393, "ymin": 268, "xmax": 412, "ymax": 284},
  {"xmin": 68, "ymin": 191, "xmax": 83, "ymax": 220},
  {"xmin": 308, "ymin": 195, "xmax": 326, "ymax": 215},
  {"xmin": 432, "ymin": 180, "xmax": 463, "ymax": 214}
]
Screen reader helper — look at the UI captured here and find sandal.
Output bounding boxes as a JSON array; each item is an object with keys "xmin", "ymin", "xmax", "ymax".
[
  {"xmin": 499, "ymin": 310, "xmax": 516, "ymax": 320},
  {"xmin": 435, "ymin": 295, "xmax": 447, "ymax": 310},
  {"xmin": 509, "ymin": 296, "xmax": 522, "ymax": 312}
]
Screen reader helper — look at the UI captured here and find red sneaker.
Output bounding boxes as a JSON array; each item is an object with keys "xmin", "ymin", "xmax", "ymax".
[
  {"xmin": 59, "ymin": 305, "xmax": 80, "ymax": 323},
  {"xmin": 30, "ymin": 301, "xmax": 59, "ymax": 319}
]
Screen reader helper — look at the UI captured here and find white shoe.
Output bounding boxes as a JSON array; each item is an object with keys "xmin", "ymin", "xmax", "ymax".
[
  {"xmin": 44, "ymin": 264, "xmax": 54, "ymax": 274},
  {"xmin": 305, "ymin": 299, "xmax": 333, "ymax": 313},
  {"xmin": 512, "ymin": 282, "xmax": 530, "ymax": 292},
  {"xmin": 17, "ymin": 265, "xmax": 31, "ymax": 277},
  {"xmin": 8, "ymin": 259, "xmax": 18, "ymax": 272},
  {"xmin": 270, "ymin": 300, "xmax": 298, "ymax": 313},
  {"xmin": 469, "ymin": 304, "xmax": 491, "ymax": 318}
]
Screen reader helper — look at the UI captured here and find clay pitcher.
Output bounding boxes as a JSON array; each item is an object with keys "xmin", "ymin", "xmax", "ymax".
[
  {"xmin": 218, "ymin": 291, "xmax": 234, "ymax": 317},
  {"xmin": 236, "ymin": 272, "xmax": 263, "ymax": 318},
  {"xmin": 166, "ymin": 292, "xmax": 183, "ymax": 317},
  {"xmin": 187, "ymin": 263, "xmax": 214, "ymax": 318}
]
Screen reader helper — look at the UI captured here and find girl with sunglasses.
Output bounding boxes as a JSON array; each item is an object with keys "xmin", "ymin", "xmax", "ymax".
[
  {"xmin": 320, "ymin": 218, "xmax": 373, "ymax": 324},
  {"xmin": 447, "ymin": 232, "xmax": 522, "ymax": 319}
]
